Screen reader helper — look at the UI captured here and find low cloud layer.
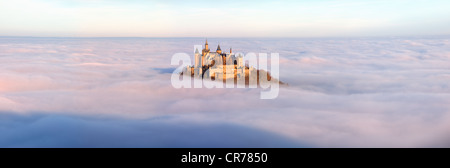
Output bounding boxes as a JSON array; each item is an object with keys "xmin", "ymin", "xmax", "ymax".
[
  {"xmin": 0, "ymin": 113, "xmax": 306, "ymax": 148},
  {"xmin": 0, "ymin": 37, "xmax": 449, "ymax": 147}
]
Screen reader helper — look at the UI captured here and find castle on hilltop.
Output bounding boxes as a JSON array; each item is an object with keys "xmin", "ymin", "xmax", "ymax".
[
  {"xmin": 185, "ymin": 39, "xmax": 254, "ymax": 81},
  {"xmin": 180, "ymin": 39, "xmax": 282, "ymax": 87}
]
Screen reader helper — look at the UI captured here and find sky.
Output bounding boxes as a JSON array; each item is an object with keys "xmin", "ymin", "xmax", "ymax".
[{"xmin": 1, "ymin": 0, "xmax": 450, "ymax": 37}]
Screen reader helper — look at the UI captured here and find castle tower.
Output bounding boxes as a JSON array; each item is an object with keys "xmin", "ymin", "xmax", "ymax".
[
  {"xmin": 194, "ymin": 48, "xmax": 201, "ymax": 68},
  {"xmin": 237, "ymin": 54, "xmax": 243, "ymax": 68},
  {"xmin": 216, "ymin": 44, "xmax": 222, "ymax": 54},
  {"xmin": 194, "ymin": 48, "xmax": 202, "ymax": 77},
  {"xmin": 202, "ymin": 39, "xmax": 210, "ymax": 66},
  {"xmin": 230, "ymin": 47, "xmax": 232, "ymax": 54}
]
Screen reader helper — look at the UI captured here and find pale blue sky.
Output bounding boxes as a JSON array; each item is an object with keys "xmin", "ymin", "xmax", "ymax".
[{"xmin": 0, "ymin": 0, "xmax": 449, "ymax": 37}]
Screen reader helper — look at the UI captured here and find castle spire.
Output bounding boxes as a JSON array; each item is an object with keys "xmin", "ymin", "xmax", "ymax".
[
  {"xmin": 230, "ymin": 47, "xmax": 232, "ymax": 53},
  {"xmin": 216, "ymin": 44, "xmax": 222, "ymax": 54},
  {"xmin": 205, "ymin": 38, "xmax": 209, "ymax": 50}
]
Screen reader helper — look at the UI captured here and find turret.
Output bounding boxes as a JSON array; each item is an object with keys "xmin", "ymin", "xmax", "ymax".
[
  {"xmin": 216, "ymin": 44, "xmax": 222, "ymax": 54},
  {"xmin": 202, "ymin": 38, "xmax": 210, "ymax": 62},
  {"xmin": 194, "ymin": 48, "xmax": 201, "ymax": 68}
]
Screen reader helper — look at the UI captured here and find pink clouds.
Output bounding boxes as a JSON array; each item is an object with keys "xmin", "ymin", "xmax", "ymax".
[
  {"xmin": 0, "ymin": 37, "xmax": 450, "ymax": 147},
  {"xmin": 0, "ymin": 74, "xmax": 59, "ymax": 92}
]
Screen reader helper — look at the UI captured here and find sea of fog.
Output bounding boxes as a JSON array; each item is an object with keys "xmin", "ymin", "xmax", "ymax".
[{"xmin": 0, "ymin": 37, "xmax": 449, "ymax": 147}]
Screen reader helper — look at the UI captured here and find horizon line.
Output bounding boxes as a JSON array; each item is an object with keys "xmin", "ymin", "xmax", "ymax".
[{"xmin": 1, "ymin": 34, "xmax": 450, "ymax": 39}]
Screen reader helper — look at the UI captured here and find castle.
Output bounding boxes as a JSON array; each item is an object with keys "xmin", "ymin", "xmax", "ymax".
[{"xmin": 185, "ymin": 39, "xmax": 254, "ymax": 82}]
